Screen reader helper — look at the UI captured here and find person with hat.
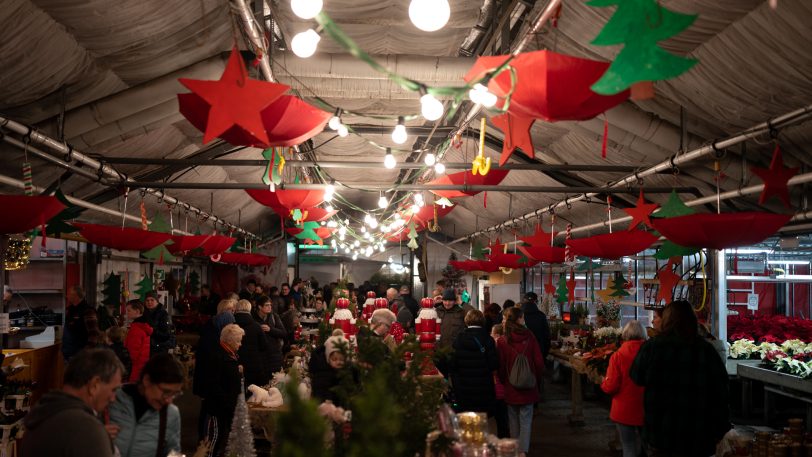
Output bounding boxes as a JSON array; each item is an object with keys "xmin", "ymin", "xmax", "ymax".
[
  {"xmin": 309, "ymin": 329, "xmax": 350, "ymax": 406},
  {"xmin": 436, "ymin": 288, "xmax": 474, "ymax": 351},
  {"xmin": 521, "ymin": 292, "xmax": 551, "ymax": 358},
  {"xmin": 143, "ymin": 291, "xmax": 173, "ymax": 356}
]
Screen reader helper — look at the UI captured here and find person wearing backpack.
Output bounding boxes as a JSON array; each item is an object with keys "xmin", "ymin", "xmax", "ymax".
[{"xmin": 497, "ymin": 307, "xmax": 544, "ymax": 457}]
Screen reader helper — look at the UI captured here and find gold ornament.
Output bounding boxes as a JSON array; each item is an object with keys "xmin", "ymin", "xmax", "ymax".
[{"xmin": 4, "ymin": 238, "xmax": 32, "ymax": 271}]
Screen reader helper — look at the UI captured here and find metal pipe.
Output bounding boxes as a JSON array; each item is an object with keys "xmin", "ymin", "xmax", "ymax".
[
  {"xmin": 451, "ymin": 104, "xmax": 812, "ymax": 243},
  {"xmin": 100, "ymin": 157, "xmax": 639, "ymax": 172},
  {"xmin": 0, "ymin": 116, "xmax": 258, "ymax": 239},
  {"xmin": 0, "ymin": 134, "xmax": 108, "ymax": 184},
  {"xmin": 120, "ymin": 181, "xmax": 694, "ymax": 193},
  {"xmin": 231, "ymin": 0, "xmax": 274, "ymax": 82}
]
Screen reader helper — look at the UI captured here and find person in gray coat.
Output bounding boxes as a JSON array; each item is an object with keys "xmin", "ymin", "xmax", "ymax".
[{"xmin": 436, "ymin": 288, "xmax": 474, "ymax": 350}]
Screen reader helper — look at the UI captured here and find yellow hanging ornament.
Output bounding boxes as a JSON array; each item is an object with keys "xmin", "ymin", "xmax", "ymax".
[{"xmin": 471, "ymin": 117, "xmax": 491, "ymax": 176}]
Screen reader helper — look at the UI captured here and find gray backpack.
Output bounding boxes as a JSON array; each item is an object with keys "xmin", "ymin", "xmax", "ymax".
[{"xmin": 508, "ymin": 342, "xmax": 537, "ymax": 390}]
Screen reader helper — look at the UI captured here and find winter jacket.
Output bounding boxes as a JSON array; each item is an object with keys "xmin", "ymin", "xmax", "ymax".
[
  {"xmin": 202, "ymin": 343, "xmax": 242, "ymax": 419},
  {"xmin": 109, "ymin": 341, "xmax": 133, "ymax": 382},
  {"xmin": 447, "ymin": 326, "xmax": 498, "ymax": 413},
  {"xmin": 19, "ymin": 390, "xmax": 114, "ymax": 457},
  {"xmin": 309, "ymin": 346, "xmax": 341, "ymax": 405},
  {"xmin": 125, "ymin": 318, "xmax": 153, "ymax": 382},
  {"xmin": 630, "ymin": 333, "xmax": 731, "ymax": 456},
  {"xmin": 62, "ymin": 300, "xmax": 92, "ymax": 360},
  {"xmin": 198, "ymin": 293, "xmax": 221, "ymax": 316},
  {"xmin": 436, "ymin": 303, "xmax": 475, "ymax": 350},
  {"xmin": 193, "ymin": 313, "xmax": 234, "ymax": 397},
  {"xmin": 497, "ymin": 329, "xmax": 545, "ymax": 405},
  {"xmin": 396, "ymin": 306, "xmax": 415, "ymax": 332},
  {"xmin": 108, "ymin": 384, "xmax": 181, "ymax": 457},
  {"xmin": 401, "ymin": 294, "xmax": 419, "ymax": 321},
  {"xmin": 143, "ymin": 305, "xmax": 173, "ymax": 356},
  {"xmin": 600, "ymin": 339, "xmax": 645, "ymax": 426},
  {"xmin": 253, "ymin": 310, "xmax": 286, "ymax": 374},
  {"xmin": 521, "ymin": 301, "xmax": 552, "ymax": 358},
  {"xmin": 234, "ymin": 311, "xmax": 270, "ymax": 387}
]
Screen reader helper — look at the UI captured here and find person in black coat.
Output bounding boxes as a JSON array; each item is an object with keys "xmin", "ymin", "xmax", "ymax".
[
  {"xmin": 143, "ymin": 291, "xmax": 174, "ymax": 356},
  {"xmin": 233, "ymin": 299, "xmax": 270, "ymax": 387},
  {"xmin": 440, "ymin": 309, "xmax": 499, "ymax": 414},
  {"xmin": 199, "ymin": 285, "xmax": 221, "ymax": 316},
  {"xmin": 253, "ymin": 295, "xmax": 287, "ymax": 375},
  {"xmin": 309, "ymin": 330, "xmax": 350, "ymax": 406},
  {"xmin": 204, "ymin": 324, "xmax": 244, "ymax": 457},
  {"xmin": 521, "ymin": 292, "xmax": 551, "ymax": 358}
]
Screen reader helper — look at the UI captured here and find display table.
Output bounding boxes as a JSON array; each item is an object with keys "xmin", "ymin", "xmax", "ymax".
[
  {"xmin": 548, "ymin": 349, "xmax": 587, "ymax": 426},
  {"xmin": 738, "ymin": 364, "xmax": 812, "ymax": 431},
  {"xmin": 248, "ymin": 404, "xmax": 287, "ymax": 441},
  {"xmin": 2, "ymin": 344, "xmax": 63, "ymax": 405}
]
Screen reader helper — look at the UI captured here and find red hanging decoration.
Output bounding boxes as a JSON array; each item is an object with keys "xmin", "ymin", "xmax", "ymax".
[
  {"xmin": 168, "ymin": 234, "xmax": 236, "ymax": 256},
  {"xmin": 566, "ymin": 230, "xmax": 658, "ymax": 260},
  {"xmin": 601, "ymin": 116, "xmax": 609, "ymax": 159},
  {"xmin": 245, "ymin": 188, "xmax": 325, "ymax": 212},
  {"xmin": 491, "ymin": 113, "xmax": 536, "ymax": 166},
  {"xmin": 650, "ymin": 212, "xmax": 793, "ymax": 250},
  {"xmin": 750, "ymin": 144, "xmax": 799, "ymax": 208},
  {"xmin": 0, "ymin": 195, "xmax": 65, "ymax": 235},
  {"xmin": 217, "ymin": 252, "xmax": 275, "ymax": 266},
  {"xmin": 426, "ymin": 169, "xmax": 510, "ymax": 199},
  {"xmin": 656, "ymin": 259, "xmax": 681, "ymax": 305},
  {"xmin": 73, "ymin": 223, "xmax": 172, "ymax": 252},
  {"xmin": 622, "ymin": 190, "xmax": 660, "ymax": 230}
]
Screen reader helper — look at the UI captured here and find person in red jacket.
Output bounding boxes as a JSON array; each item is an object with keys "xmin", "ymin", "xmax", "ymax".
[
  {"xmin": 124, "ymin": 300, "xmax": 154, "ymax": 383},
  {"xmin": 601, "ymin": 320, "xmax": 647, "ymax": 457},
  {"xmin": 497, "ymin": 307, "xmax": 544, "ymax": 457}
]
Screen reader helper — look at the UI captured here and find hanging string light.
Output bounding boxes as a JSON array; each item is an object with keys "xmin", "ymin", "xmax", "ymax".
[
  {"xmin": 336, "ymin": 124, "xmax": 349, "ymax": 137},
  {"xmin": 424, "ymin": 153, "xmax": 436, "ymax": 166},
  {"xmin": 324, "ymin": 181, "xmax": 336, "ymax": 201},
  {"xmin": 391, "ymin": 117, "xmax": 408, "ymax": 144},
  {"xmin": 409, "ymin": 0, "xmax": 450, "ymax": 32},
  {"xmin": 420, "ymin": 92, "xmax": 444, "ymax": 121},
  {"xmin": 434, "ymin": 162, "xmax": 446, "ymax": 174},
  {"xmin": 291, "ymin": 29, "xmax": 321, "ymax": 58},
  {"xmin": 378, "ymin": 192, "xmax": 388, "ymax": 209},
  {"xmin": 468, "ymin": 83, "xmax": 497, "ymax": 107},
  {"xmin": 384, "ymin": 148, "xmax": 397, "ymax": 169},
  {"xmin": 328, "ymin": 109, "xmax": 342, "ymax": 130},
  {"xmin": 291, "ymin": 0, "xmax": 323, "ymax": 19}
]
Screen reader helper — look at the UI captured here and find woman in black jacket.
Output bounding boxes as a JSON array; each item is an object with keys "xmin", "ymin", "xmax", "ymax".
[
  {"xmin": 204, "ymin": 324, "xmax": 244, "ymax": 457},
  {"xmin": 143, "ymin": 291, "xmax": 173, "ymax": 356},
  {"xmin": 233, "ymin": 299, "xmax": 270, "ymax": 387},
  {"xmin": 446, "ymin": 309, "xmax": 499, "ymax": 413},
  {"xmin": 253, "ymin": 295, "xmax": 287, "ymax": 374}
]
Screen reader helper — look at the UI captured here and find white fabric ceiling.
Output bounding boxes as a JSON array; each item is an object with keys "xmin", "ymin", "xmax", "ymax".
[{"xmin": 0, "ymin": 0, "xmax": 810, "ymax": 243}]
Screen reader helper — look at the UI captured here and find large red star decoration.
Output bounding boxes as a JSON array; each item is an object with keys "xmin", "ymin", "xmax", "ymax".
[
  {"xmin": 179, "ymin": 47, "xmax": 289, "ymax": 145},
  {"xmin": 622, "ymin": 190, "xmax": 659, "ymax": 230},
  {"xmin": 519, "ymin": 223, "xmax": 558, "ymax": 246},
  {"xmin": 566, "ymin": 269, "xmax": 577, "ymax": 304},
  {"xmin": 492, "ymin": 113, "xmax": 535, "ymax": 166},
  {"xmin": 656, "ymin": 259, "xmax": 681, "ymax": 304},
  {"xmin": 750, "ymin": 144, "xmax": 799, "ymax": 208}
]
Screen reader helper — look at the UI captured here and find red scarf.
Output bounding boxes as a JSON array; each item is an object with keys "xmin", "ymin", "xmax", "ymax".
[{"xmin": 220, "ymin": 341, "xmax": 238, "ymax": 360}]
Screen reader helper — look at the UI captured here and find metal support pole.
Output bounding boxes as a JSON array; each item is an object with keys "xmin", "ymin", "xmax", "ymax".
[
  {"xmin": 231, "ymin": 0, "xmax": 274, "ymax": 82},
  {"xmin": 716, "ymin": 249, "xmax": 728, "ymax": 342}
]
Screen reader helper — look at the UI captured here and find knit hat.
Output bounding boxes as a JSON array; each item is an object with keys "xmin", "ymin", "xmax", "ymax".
[
  {"xmin": 325, "ymin": 329, "xmax": 348, "ymax": 362},
  {"xmin": 442, "ymin": 288, "xmax": 456, "ymax": 301}
]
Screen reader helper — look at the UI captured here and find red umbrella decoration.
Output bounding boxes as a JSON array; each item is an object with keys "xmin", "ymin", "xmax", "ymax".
[
  {"xmin": 217, "ymin": 252, "xmax": 275, "ymax": 266},
  {"xmin": 566, "ymin": 230, "xmax": 658, "ymax": 260},
  {"xmin": 73, "ymin": 223, "xmax": 172, "ymax": 252},
  {"xmin": 651, "ymin": 212, "xmax": 793, "ymax": 251},
  {"xmin": 168, "ymin": 234, "xmax": 236, "ymax": 256},
  {"xmin": 517, "ymin": 245, "xmax": 566, "ymax": 264},
  {"xmin": 295, "ymin": 207, "xmax": 338, "ymax": 223},
  {"xmin": 245, "ymin": 189, "xmax": 325, "ymax": 212},
  {"xmin": 0, "ymin": 195, "xmax": 66, "ymax": 235},
  {"xmin": 426, "ymin": 169, "xmax": 510, "ymax": 199},
  {"xmin": 386, "ymin": 226, "xmax": 422, "ymax": 243},
  {"xmin": 400, "ymin": 204, "xmax": 455, "ymax": 229},
  {"xmin": 450, "ymin": 259, "xmax": 501, "ymax": 273},
  {"xmin": 197, "ymin": 235, "xmax": 237, "ymax": 256}
]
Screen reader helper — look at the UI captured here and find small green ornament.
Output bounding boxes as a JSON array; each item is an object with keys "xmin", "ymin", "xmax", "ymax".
[
  {"xmin": 577, "ymin": 257, "xmax": 600, "ymax": 272},
  {"xmin": 101, "ymin": 273, "xmax": 121, "ymax": 307},
  {"xmin": 471, "ymin": 241, "xmax": 486, "ymax": 260},
  {"xmin": 293, "ymin": 221, "xmax": 322, "ymax": 243},
  {"xmin": 148, "ymin": 213, "xmax": 172, "ymax": 233},
  {"xmin": 654, "ymin": 240, "xmax": 698, "ymax": 260},
  {"xmin": 261, "ymin": 147, "xmax": 285, "ymax": 186},
  {"xmin": 653, "ymin": 190, "xmax": 695, "ymax": 218},
  {"xmin": 609, "ymin": 273, "xmax": 631, "ymax": 298},
  {"xmin": 555, "ymin": 276, "xmax": 569, "ymax": 304},
  {"xmin": 588, "ymin": 0, "xmax": 698, "ymax": 95}
]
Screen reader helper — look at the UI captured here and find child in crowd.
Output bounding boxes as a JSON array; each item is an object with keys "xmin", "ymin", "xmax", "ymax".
[
  {"xmin": 124, "ymin": 300, "xmax": 153, "ymax": 382},
  {"xmin": 107, "ymin": 325, "xmax": 132, "ymax": 381}
]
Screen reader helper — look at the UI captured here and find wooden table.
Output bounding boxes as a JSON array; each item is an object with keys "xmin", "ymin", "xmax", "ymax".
[
  {"xmin": 247, "ymin": 404, "xmax": 287, "ymax": 441},
  {"xmin": 2, "ymin": 344, "xmax": 63, "ymax": 405},
  {"xmin": 738, "ymin": 364, "xmax": 812, "ymax": 431},
  {"xmin": 548, "ymin": 349, "xmax": 587, "ymax": 426}
]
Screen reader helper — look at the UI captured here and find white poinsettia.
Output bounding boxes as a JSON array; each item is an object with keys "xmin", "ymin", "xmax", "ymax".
[
  {"xmin": 729, "ymin": 339, "xmax": 759, "ymax": 359},
  {"xmin": 758, "ymin": 342, "xmax": 781, "ymax": 359},
  {"xmin": 780, "ymin": 339, "xmax": 807, "ymax": 356},
  {"xmin": 594, "ymin": 327, "xmax": 622, "ymax": 339}
]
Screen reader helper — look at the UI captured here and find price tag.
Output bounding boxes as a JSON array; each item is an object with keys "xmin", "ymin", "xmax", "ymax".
[{"xmin": 747, "ymin": 293, "xmax": 759, "ymax": 311}]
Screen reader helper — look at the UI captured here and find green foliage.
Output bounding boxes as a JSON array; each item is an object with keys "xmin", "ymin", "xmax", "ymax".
[
  {"xmin": 101, "ymin": 273, "xmax": 121, "ymax": 307},
  {"xmin": 347, "ymin": 370, "xmax": 403, "ymax": 457},
  {"xmin": 188, "ymin": 271, "xmax": 201, "ymax": 295},
  {"xmin": 368, "ymin": 270, "xmax": 408, "ymax": 288},
  {"xmin": 274, "ymin": 370, "xmax": 328, "ymax": 457}
]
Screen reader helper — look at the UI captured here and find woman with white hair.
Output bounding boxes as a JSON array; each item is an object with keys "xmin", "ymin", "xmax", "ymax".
[
  {"xmin": 203, "ymin": 323, "xmax": 245, "ymax": 457},
  {"xmin": 600, "ymin": 320, "xmax": 647, "ymax": 457}
]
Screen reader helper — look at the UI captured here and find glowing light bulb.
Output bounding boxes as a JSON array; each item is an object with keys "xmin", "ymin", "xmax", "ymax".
[
  {"xmin": 468, "ymin": 83, "xmax": 497, "ymax": 108},
  {"xmin": 380, "ymin": 224, "xmax": 388, "ymax": 232},
  {"xmin": 325, "ymin": 205, "xmax": 334, "ymax": 212},
  {"xmin": 414, "ymin": 193, "xmax": 424, "ymax": 206},
  {"xmin": 291, "ymin": 29, "xmax": 320, "ymax": 58},
  {"xmin": 409, "ymin": 0, "xmax": 450, "ymax": 32},
  {"xmin": 361, "ymin": 226, "xmax": 367, "ymax": 233},
  {"xmin": 338, "ymin": 226, "xmax": 347, "ymax": 236},
  {"xmin": 291, "ymin": 0, "xmax": 323, "ymax": 19},
  {"xmin": 328, "ymin": 116, "xmax": 341, "ymax": 130},
  {"xmin": 392, "ymin": 117, "xmax": 407, "ymax": 144},
  {"xmin": 424, "ymin": 153, "xmax": 436, "ymax": 166},
  {"xmin": 378, "ymin": 195, "xmax": 388, "ymax": 208},
  {"xmin": 365, "ymin": 246, "xmax": 374, "ymax": 256},
  {"xmin": 354, "ymin": 240, "xmax": 360, "ymax": 247},
  {"xmin": 327, "ymin": 220, "xmax": 337, "ymax": 227},
  {"xmin": 320, "ymin": 221, "xmax": 326, "ymax": 226},
  {"xmin": 337, "ymin": 124, "xmax": 349, "ymax": 137},
  {"xmin": 344, "ymin": 248, "xmax": 350, "ymax": 254},
  {"xmin": 363, "ymin": 232, "xmax": 370, "ymax": 239},
  {"xmin": 379, "ymin": 244, "xmax": 385, "ymax": 252},
  {"xmin": 384, "ymin": 151, "xmax": 397, "ymax": 169},
  {"xmin": 325, "ymin": 183, "xmax": 335, "ymax": 195},
  {"xmin": 420, "ymin": 93, "xmax": 444, "ymax": 121},
  {"xmin": 410, "ymin": 204, "xmax": 420, "ymax": 214},
  {"xmin": 352, "ymin": 253, "xmax": 358, "ymax": 260},
  {"xmin": 434, "ymin": 162, "xmax": 446, "ymax": 174},
  {"xmin": 369, "ymin": 219, "xmax": 378, "ymax": 229},
  {"xmin": 339, "ymin": 234, "xmax": 346, "ymax": 241}
]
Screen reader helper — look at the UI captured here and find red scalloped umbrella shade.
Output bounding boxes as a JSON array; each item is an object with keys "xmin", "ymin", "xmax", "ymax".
[
  {"xmin": 73, "ymin": 223, "xmax": 172, "ymax": 251},
  {"xmin": 402, "ymin": 205, "xmax": 455, "ymax": 229},
  {"xmin": 487, "ymin": 251, "xmax": 540, "ymax": 269},
  {"xmin": 450, "ymin": 259, "xmax": 501, "ymax": 273},
  {"xmin": 314, "ymin": 227, "xmax": 334, "ymax": 239},
  {"xmin": 426, "ymin": 169, "xmax": 510, "ymax": 199},
  {"xmin": 217, "ymin": 253, "xmax": 275, "ymax": 266},
  {"xmin": 566, "ymin": 230, "xmax": 658, "ymax": 260},
  {"xmin": 197, "ymin": 235, "xmax": 237, "ymax": 256},
  {"xmin": 179, "ymin": 93, "xmax": 330, "ymax": 148},
  {"xmin": 245, "ymin": 189, "xmax": 325, "ymax": 211},
  {"xmin": 167, "ymin": 235, "xmax": 209, "ymax": 254},
  {"xmin": 463, "ymin": 50, "xmax": 630, "ymax": 122},
  {"xmin": 0, "ymin": 195, "xmax": 66, "ymax": 235},
  {"xmin": 168, "ymin": 234, "xmax": 236, "ymax": 255},
  {"xmin": 651, "ymin": 212, "xmax": 793, "ymax": 250},
  {"xmin": 517, "ymin": 245, "xmax": 566, "ymax": 263}
]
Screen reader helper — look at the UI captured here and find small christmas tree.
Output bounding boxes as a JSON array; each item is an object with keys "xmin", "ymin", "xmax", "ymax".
[
  {"xmin": 441, "ymin": 253, "xmax": 465, "ymax": 291},
  {"xmin": 188, "ymin": 271, "xmax": 201, "ymax": 296},
  {"xmin": 555, "ymin": 275, "xmax": 569, "ymax": 304},
  {"xmin": 609, "ymin": 273, "xmax": 631, "ymax": 299},
  {"xmin": 101, "ymin": 273, "xmax": 121, "ymax": 307},
  {"xmin": 143, "ymin": 213, "xmax": 175, "ymax": 264},
  {"xmin": 225, "ymin": 378, "xmax": 257, "ymax": 457},
  {"xmin": 134, "ymin": 275, "xmax": 154, "ymax": 301}
]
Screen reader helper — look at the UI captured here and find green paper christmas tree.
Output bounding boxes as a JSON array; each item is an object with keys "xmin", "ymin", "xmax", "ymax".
[
  {"xmin": 101, "ymin": 273, "xmax": 121, "ymax": 307},
  {"xmin": 471, "ymin": 240, "xmax": 486, "ymax": 260},
  {"xmin": 188, "ymin": 271, "xmax": 200, "ymax": 296},
  {"xmin": 577, "ymin": 257, "xmax": 600, "ymax": 272},
  {"xmin": 407, "ymin": 221, "xmax": 418, "ymax": 250},
  {"xmin": 653, "ymin": 190, "xmax": 695, "ymax": 218},
  {"xmin": 142, "ymin": 214, "xmax": 175, "ymax": 264},
  {"xmin": 555, "ymin": 276, "xmax": 569, "ymax": 304},
  {"xmin": 262, "ymin": 147, "xmax": 285, "ymax": 186},
  {"xmin": 654, "ymin": 240, "xmax": 698, "ymax": 260},
  {"xmin": 588, "ymin": 0, "xmax": 698, "ymax": 95},
  {"xmin": 45, "ymin": 189, "xmax": 83, "ymax": 236},
  {"xmin": 609, "ymin": 273, "xmax": 631, "ymax": 298},
  {"xmin": 134, "ymin": 275, "xmax": 154, "ymax": 300}
]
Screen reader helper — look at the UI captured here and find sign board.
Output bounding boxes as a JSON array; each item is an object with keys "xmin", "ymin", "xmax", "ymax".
[{"xmin": 747, "ymin": 293, "xmax": 759, "ymax": 311}]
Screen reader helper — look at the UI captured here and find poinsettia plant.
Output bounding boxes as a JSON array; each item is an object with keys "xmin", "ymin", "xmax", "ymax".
[{"xmin": 728, "ymin": 315, "xmax": 812, "ymax": 343}]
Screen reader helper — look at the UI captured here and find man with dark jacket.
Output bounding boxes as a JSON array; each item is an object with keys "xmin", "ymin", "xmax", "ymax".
[
  {"xmin": 399, "ymin": 285, "xmax": 419, "ymax": 319},
  {"xmin": 521, "ymin": 292, "xmax": 551, "ymax": 358},
  {"xmin": 233, "ymin": 299, "xmax": 270, "ymax": 387},
  {"xmin": 63, "ymin": 285, "xmax": 92, "ymax": 360},
  {"xmin": 442, "ymin": 309, "xmax": 498, "ymax": 413},
  {"xmin": 143, "ymin": 291, "xmax": 174, "ymax": 356},
  {"xmin": 436, "ymin": 288, "xmax": 474, "ymax": 351},
  {"xmin": 198, "ymin": 285, "xmax": 221, "ymax": 316},
  {"xmin": 253, "ymin": 296, "xmax": 287, "ymax": 374},
  {"xmin": 20, "ymin": 348, "xmax": 124, "ymax": 457}
]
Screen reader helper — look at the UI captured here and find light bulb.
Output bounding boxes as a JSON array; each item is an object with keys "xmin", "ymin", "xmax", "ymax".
[
  {"xmin": 410, "ymin": 204, "xmax": 420, "ymax": 214},
  {"xmin": 330, "ymin": 239, "xmax": 336, "ymax": 246},
  {"xmin": 394, "ymin": 213, "xmax": 402, "ymax": 221},
  {"xmin": 291, "ymin": 29, "xmax": 320, "ymax": 58},
  {"xmin": 469, "ymin": 83, "xmax": 497, "ymax": 108},
  {"xmin": 379, "ymin": 244, "xmax": 385, "ymax": 252},
  {"xmin": 361, "ymin": 226, "xmax": 366, "ymax": 233},
  {"xmin": 326, "ymin": 205, "xmax": 334, "ymax": 212},
  {"xmin": 320, "ymin": 221, "xmax": 326, "ymax": 226},
  {"xmin": 339, "ymin": 234, "xmax": 346, "ymax": 241},
  {"xmin": 378, "ymin": 195, "xmax": 388, "ymax": 208},
  {"xmin": 414, "ymin": 193, "xmax": 424, "ymax": 205},
  {"xmin": 325, "ymin": 183, "xmax": 335, "ymax": 195},
  {"xmin": 328, "ymin": 116, "xmax": 341, "ymax": 130},
  {"xmin": 380, "ymin": 224, "xmax": 388, "ymax": 232},
  {"xmin": 291, "ymin": 0, "xmax": 323, "ymax": 19},
  {"xmin": 392, "ymin": 117, "xmax": 407, "ymax": 144},
  {"xmin": 344, "ymin": 248, "xmax": 350, "ymax": 254},
  {"xmin": 384, "ymin": 151, "xmax": 397, "ymax": 169},
  {"xmin": 420, "ymin": 93, "xmax": 444, "ymax": 121},
  {"xmin": 434, "ymin": 162, "xmax": 446, "ymax": 174},
  {"xmin": 363, "ymin": 232, "xmax": 370, "ymax": 239},
  {"xmin": 352, "ymin": 253, "xmax": 358, "ymax": 260},
  {"xmin": 323, "ymin": 191, "xmax": 333, "ymax": 202},
  {"xmin": 365, "ymin": 246, "xmax": 374, "ymax": 256},
  {"xmin": 337, "ymin": 124, "xmax": 349, "ymax": 137},
  {"xmin": 424, "ymin": 153, "xmax": 436, "ymax": 166},
  {"xmin": 327, "ymin": 220, "xmax": 337, "ymax": 227},
  {"xmin": 369, "ymin": 219, "xmax": 378, "ymax": 229},
  {"xmin": 338, "ymin": 226, "xmax": 347, "ymax": 236},
  {"xmin": 354, "ymin": 240, "xmax": 360, "ymax": 247},
  {"xmin": 409, "ymin": 0, "xmax": 450, "ymax": 32}
]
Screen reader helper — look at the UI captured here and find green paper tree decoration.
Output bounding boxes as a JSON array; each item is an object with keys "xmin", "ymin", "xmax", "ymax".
[
  {"xmin": 653, "ymin": 190, "xmax": 696, "ymax": 218},
  {"xmin": 134, "ymin": 275, "xmax": 154, "ymax": 301},
  {"xmin": 143, "ymin": 213, "xmax": 175, "ymax": 264},
  {"xmin": 188, "ymin": 271, "xmax": 200, "ymax": 296},
  {"xmin": 609, "ymin": 273, "xmax": 631, "ymax": 298},
  {"xmin": 45, "ymin": 189, "xmax": 83, "ymax": 236},
  {"xmin": 292, "ymin": 221, "xmax": 322, "ymax": 244},
  {"xmin": 261, "ymin": 147, "xmax": 285, "ymax": 186},
  {"xmin": 407, "ymin": 221, "xmax": 418, "ymax": 250},
  {"xmin": 471, "ymin": 240, "xmax": 486, "ymax": 260},
  {"xmin": 555, "ymin": 276, "xmax": 569, "ymax": 304},
  {"xmin": 101, "ymin": 273, "xmax": 121, "ymax": 307},
  {"xmin": 588, "ymin": 0, "xmax": 698, "ymax": 95},
  {"xmin": 654, "ymin": 240, "xmax": 698, "ymax": 260},
  {"xmin": 577, "ymin": 257, "xmax": 600, "ymax": 272}
]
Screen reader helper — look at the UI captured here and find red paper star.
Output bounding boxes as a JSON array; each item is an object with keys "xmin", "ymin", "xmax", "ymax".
[
  {"xmin": 566, "ymin": 269, "xmax": 577, "ymax": 304},
  {"xmin": 656, "ymin": 261, "xmax": 680, "ymax": 304},
  {"xmin": 622, "ymin": 190, "xmax": 659, "ymax": 230},
  {"xmin": 179, "ymin": 47, "xmax": 289, "ymax": 145},
  {"xmin": 544, "ymin": 279, "xmax": 556, "ymax": 295},
  {"xmin": 751, "ymin": 144, "xmax": 799, "ymax": 208},
  {"xmin": 519, "ymin": 223, "xmax": 558, "ymax": 247},
  {"xmin": 492, "ymin": 113, "xmax": 535, "ymax": 166}
]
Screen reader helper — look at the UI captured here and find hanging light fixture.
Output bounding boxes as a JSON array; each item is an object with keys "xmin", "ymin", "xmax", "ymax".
[
  {"xmin": 291, "ymin": 29, "xmax": 321, "ymax": 58},
  {"xmin": 434, "ymin": 162, "xmax": 446, "ymax": 174},
  {"xmin": 328, "ymin": 109, "xmax": 342, "ymax": 130},
  {"xmin": 424, "ymin": 153, "xmax": 436, "ymax": 166},
  {"xmin": 336, "ymin": 124, "xmax": 349, "ymax": 137},
  {"xmin": 391, "ymin": 117, "xmax": 407, "ymax": 144},
  {"xmin": 409, "ymin": 0, "xmax": 450, "ymax": 32},
  {"xmin": 325, "ymin": 204, "xmax": 334, "ymax": 213},
  {"xmin": 420, "ymin": 93, "xmax": 444, "ymax": 121},
  {"xmin": 378, "ymin": 192, "xmax": 388, "ymax": 209},
  {"xmin": 291, "ymin": 0, "xmax": 323, "ymax": 19},
  {"xmin": 324, "ymin": 181, "xmax": 335, "ymax": 201},
  {"xmin": 384, "ymin": 148, "xmax": 397, "ymax": 169},
  {"xmin": 468, "ymin": 83, "xmax": 497, "ymax": 108}
]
